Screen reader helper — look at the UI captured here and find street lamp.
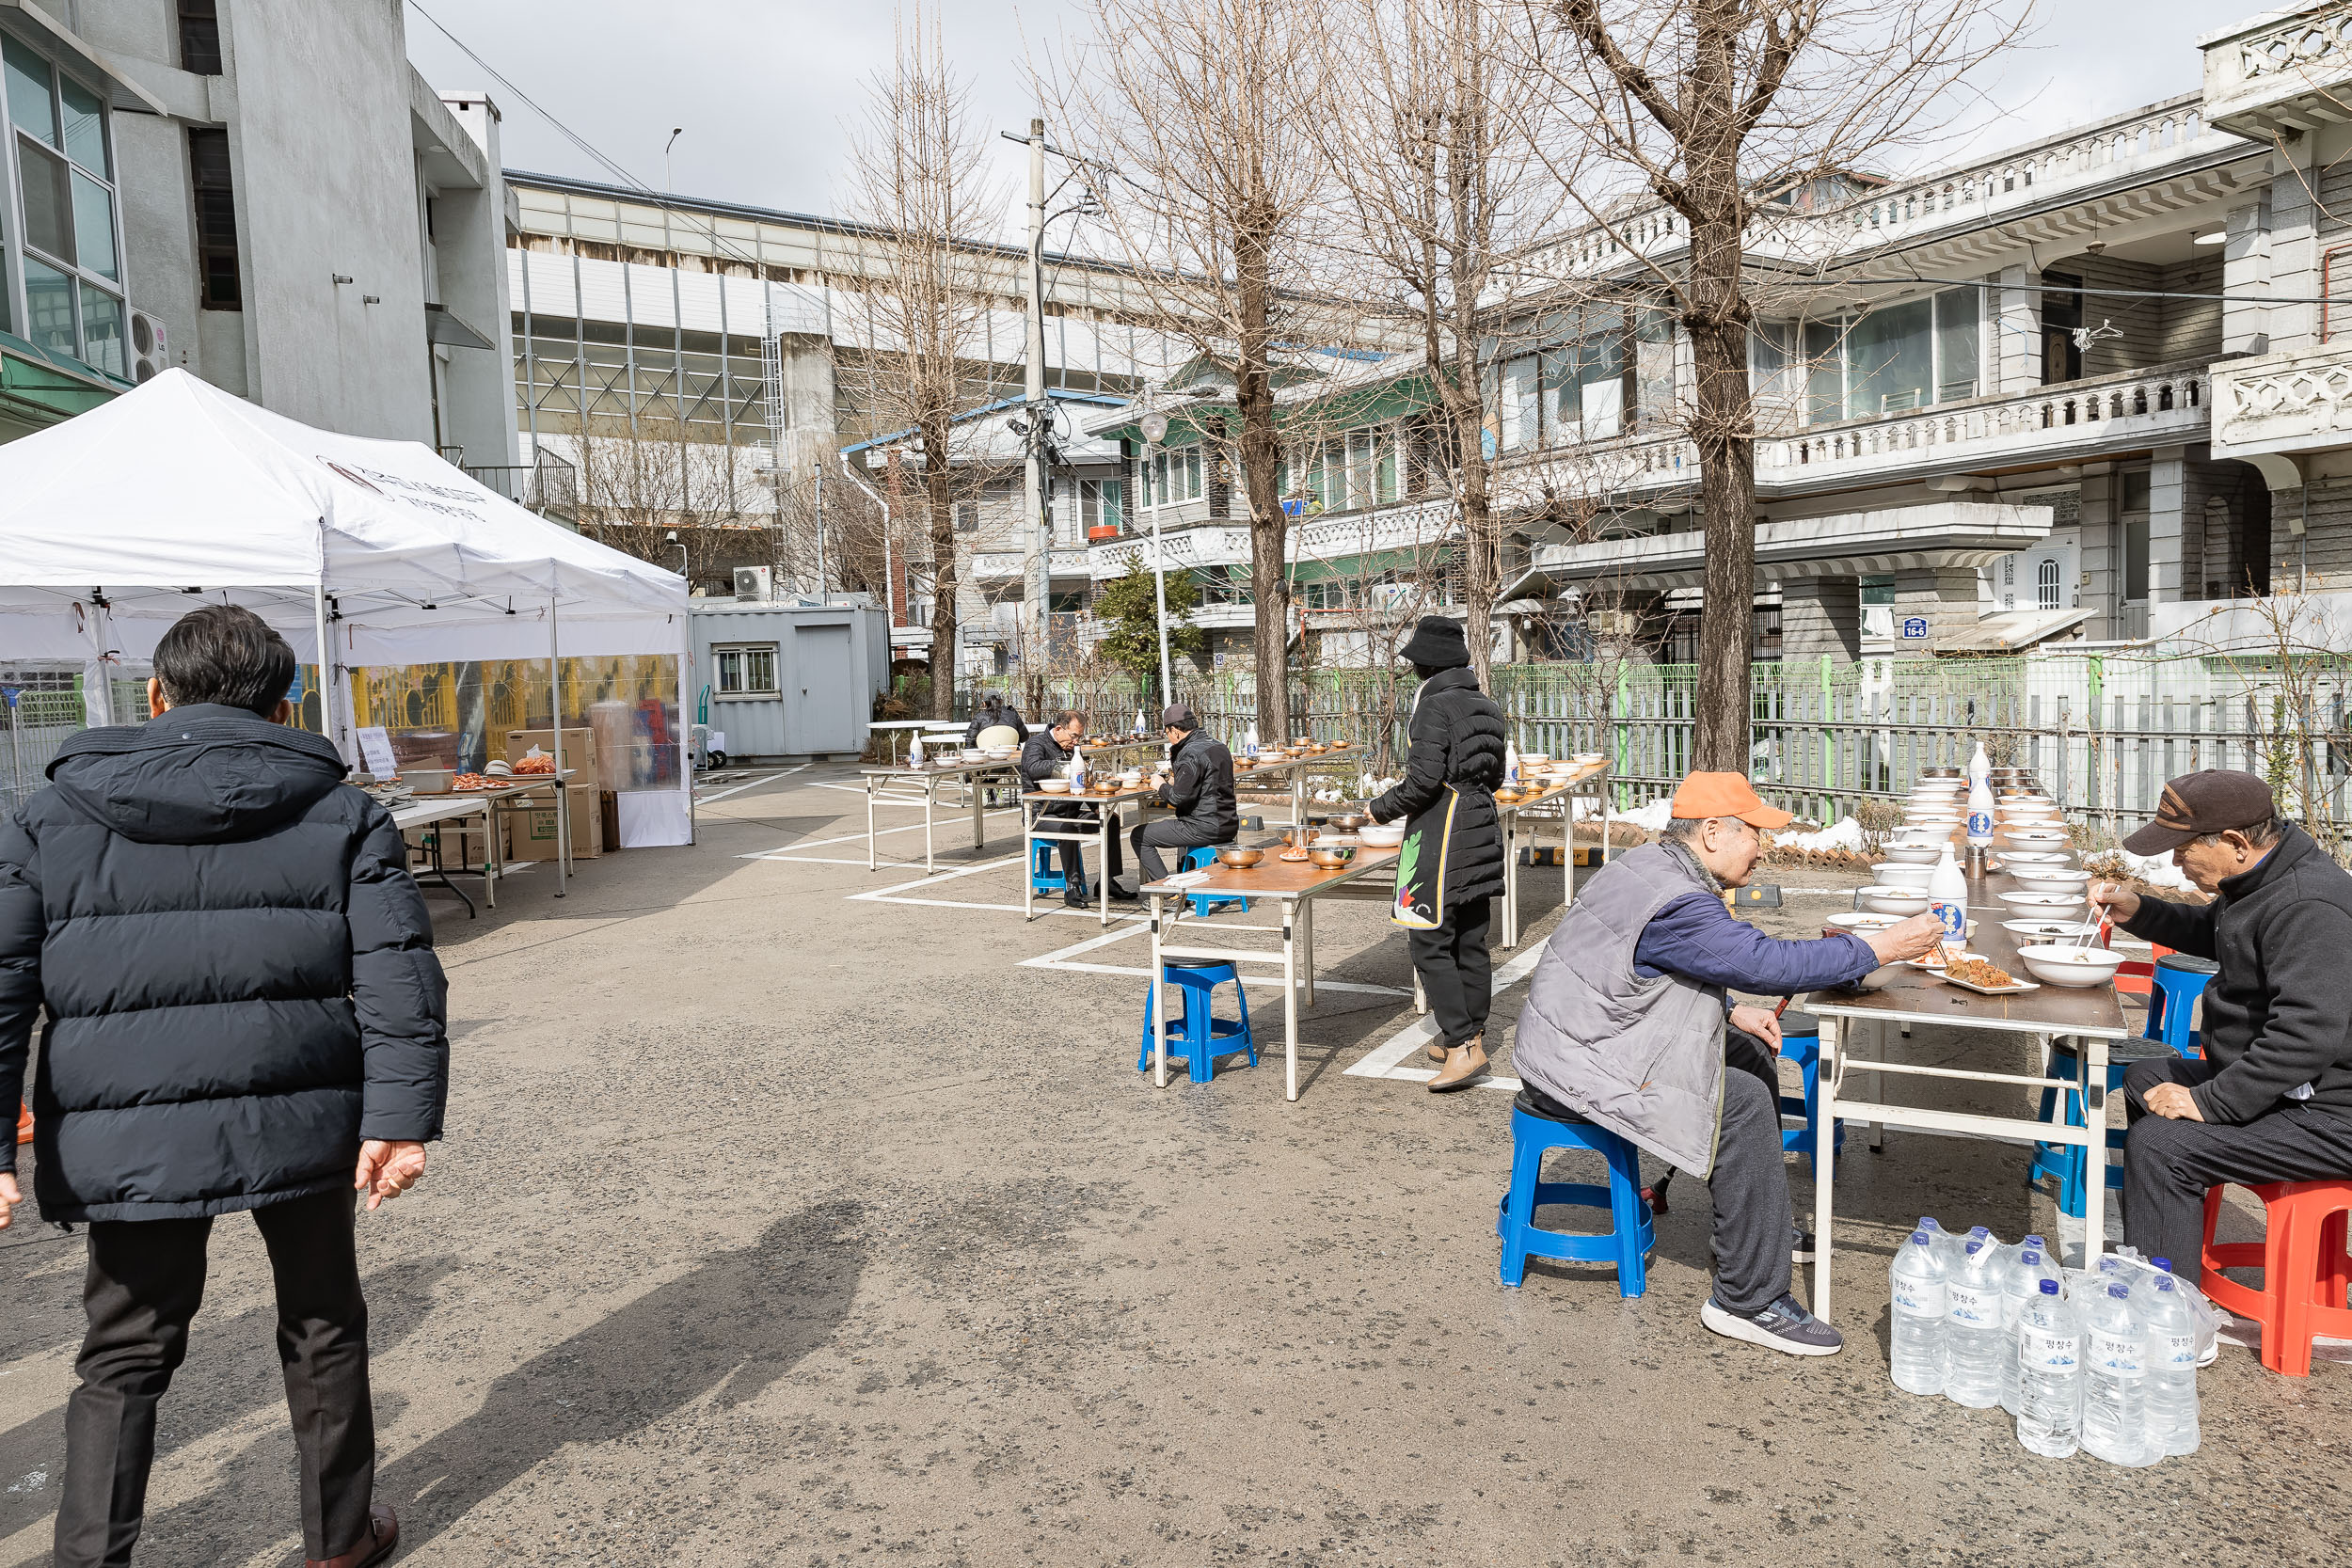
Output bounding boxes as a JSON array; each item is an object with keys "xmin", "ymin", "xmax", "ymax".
[
  {"xmin": 1139, "ymin": 407, "xmax": 1173, "ymax": 707},
  {"xmin": 664, "ymin": 127, "xmax": 683, "ymax": 192}
]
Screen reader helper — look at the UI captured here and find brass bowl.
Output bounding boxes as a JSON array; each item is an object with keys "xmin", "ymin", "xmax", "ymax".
[
  {"xmin": 1216, "ymin": 847, "xmax": 1265, "ymax": 869},
  {"xmin": 1328, "ymin": 812, "xmax": 1369, "ymax": 832},
  {"xmin": 1308, "ymin": 846, "xmax": 1356, "ymax": 868},
  {"xmin": 1279, "ymin": 825, "xmax": 1318, "ymax": 847}
]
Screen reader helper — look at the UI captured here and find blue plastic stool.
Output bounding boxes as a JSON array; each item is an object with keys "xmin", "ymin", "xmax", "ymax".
[
  {"xmin": 2146, "ymin": 953, "xmax": 2217, "ymax": 1059},
  {"xmin": 1136, "ymin": 960, "xmax": 1257, "ymax": 1083},
  {"xmin": 1775, "ymin": 1011, "xmax": 1845, "ymax": 1174},
  {"xmin": 1495, "ymin": 1095, "xmax": 1654, "ymax": 1296},
  {"xmin": 1180, "ymin": 845, "xmax": 1251, "ymax": 917},
  {"xmin": 1030, "ymin": 840, "xmax": 1069, "ymax": 895}
]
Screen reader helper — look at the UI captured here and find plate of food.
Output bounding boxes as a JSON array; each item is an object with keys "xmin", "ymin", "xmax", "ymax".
[
  {"xmin": 1940, "ymin": 955, "xmax": 2039, "ymax": 994},
  {"xmin": 1824, "ymin": 911, "xmax": 1903, "ymax": 932}
]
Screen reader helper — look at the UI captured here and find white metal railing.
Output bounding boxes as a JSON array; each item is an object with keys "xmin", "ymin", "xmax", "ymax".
[{"xmin": 1765, "ymin": 360, "xmax": 2209, "ymax": 478}]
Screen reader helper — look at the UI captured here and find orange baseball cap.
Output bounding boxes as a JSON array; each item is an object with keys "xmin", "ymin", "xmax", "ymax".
[{"xmin": 1668, "ymin": 771, "xmax": 1794, "ymax": 830}]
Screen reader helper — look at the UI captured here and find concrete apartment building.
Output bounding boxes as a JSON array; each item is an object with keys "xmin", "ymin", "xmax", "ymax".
[
  {"xmin": 1057, "ymin": 4, "xmax": 2352, "ymax": 675},
  {"xmin": 0, "ymin": 0, "xmax": 515, "ymax": 471}
]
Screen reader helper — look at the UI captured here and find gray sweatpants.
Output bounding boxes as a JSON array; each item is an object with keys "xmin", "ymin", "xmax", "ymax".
[
  {"xmin": 1701, "ymin": 1029, "xmax": 1793, "ymax": 1316},
  {"xmin": 2123, "ymin": 1055, "xmax": 2352, "ymax": 1287}
]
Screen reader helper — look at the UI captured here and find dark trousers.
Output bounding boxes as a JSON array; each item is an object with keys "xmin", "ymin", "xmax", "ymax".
[
  {"xmin": 1043, "ymin": 806, "xmax": 1120, "ymax": 894},
  {"xmin": 1702, "ymin": 1029, "xmax": 1793, "ymax": 1316},
  {"xmin": 2122, "ymin": 1056, "xmax": 2352, "ymax": 1287},
  {"xmin": 1128, "ymin": 817, "xmax": 1221, "ymax": 887},
  {"xmin": 56, "ymin": 1190, "xmax": 374, "ymax": 1567},
  {"xmin": 1407, "ymin": 896, "xmax": 1493, "ymax": 1049}
]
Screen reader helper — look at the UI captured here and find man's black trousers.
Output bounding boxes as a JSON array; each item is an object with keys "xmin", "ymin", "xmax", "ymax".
[
  {"xmin": 55, "ymin": 1189, "xmax": 374, "ymax": 1568},
  {"xmin": 1407, "ymin": 896, "xmax": 1493, "ymax": 1050},
  {"xmin": 1129, "ymin": 818, "xmax": 1222, "ymax": 887},
  {"xmin": 1042, "ymin": 804, "xmax": 1121, "ymax": 895},
  {"xmin": 2123, "ymin": 1055, "xmax": 2352, "ymax": 1287},
  {"xmin": 1706, "ymin": 1029, "xmax": 1794, "ymax": 1317}
]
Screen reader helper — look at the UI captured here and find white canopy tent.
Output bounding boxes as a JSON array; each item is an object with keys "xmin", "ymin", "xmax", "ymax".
[{"xmin": 0, "ymin": 369, "xmax": 695, "ymax": 871}]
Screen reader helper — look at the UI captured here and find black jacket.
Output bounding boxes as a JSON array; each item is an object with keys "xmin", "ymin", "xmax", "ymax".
[
  {"xmin": 0, "ymin": 705, "xmax": 449, "ymax": 1222},
  {"xmin": 2122, "ymin": 824, "xmax": 2352, "ymax": 1125},
  {"xmin": 1370, "ymin": 667, "xmax": 1507, "ymax": 906},
  {"xmin": 965, "ymin": 705, "xmax": 1028, "ymax": 745},
  {"xmin": 1157, "ymin": 731, "xmax": 1237, "ymax": 840}
]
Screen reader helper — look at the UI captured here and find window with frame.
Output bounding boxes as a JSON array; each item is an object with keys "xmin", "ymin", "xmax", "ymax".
[
  {"xmin": 2037, "ymin": 557, "xmax": 2061, "ymax": 610},
  {"xmin": 187, "ymin": 126, "xmax": 240, "ymax": 310},
  {"xmin": 713, "ymin": 644, "xmax": 778, "ymax": 695},
  {"xmin": 177, "ymin": 0, "xmax": 222, "ymax": 73},
  {"xmin": 5, "ymin": 32, "xmax": 123, "ymax": 374}
]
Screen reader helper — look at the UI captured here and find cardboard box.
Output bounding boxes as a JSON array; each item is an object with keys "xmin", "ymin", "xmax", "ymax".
[
  {"xmin": 506, "ymin": 782, "xmax": 602, "ymax": 862},
  {"xmin": 505, "ymin": 729, "xmax": 604, "ymax": 790}
]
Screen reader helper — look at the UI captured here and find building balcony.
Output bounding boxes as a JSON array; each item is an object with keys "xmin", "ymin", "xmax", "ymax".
[
  {"xmin": 968, "ymin": 546, "xmax": 1089, "ymax": 582},
  {"xmin": 2202, "ymin": 5, "xmax": 2352, "ymax": 139},
  {"xmin": 1090, "ymin": 499, "xmax": 1458, "ymax": 579},
  {"xmin": 2210, "ymin": 344, "xmax": 2352, "ymax": 471},
  {"xmin": 1525, "ymin": 500, "xmax": 2056, "ymax": 594},
  {"xmin": 1758, "ymin": 360, "xmax": 2213, "ymax": 495}
]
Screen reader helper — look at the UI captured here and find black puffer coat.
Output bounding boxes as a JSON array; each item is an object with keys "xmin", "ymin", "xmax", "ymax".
[
  {"xmin": 0, "ymin": 705, "xmax": 449, "ymax": 1222},
  {"xmin": 1370, "ymin": 667, "xmax": 1508, "ymax": 906}
]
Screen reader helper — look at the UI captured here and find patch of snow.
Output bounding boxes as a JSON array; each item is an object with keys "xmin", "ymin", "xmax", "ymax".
[
  {"xmin": 1772, "ymin": 816, "xmax": 1866, "ymax": 854},
  {"xmin": 2119, "ymin": 847, "xmax": 2199, "ymax": 893},
  {"xmin": 1617, "ymin": 798, "xmax": 1674, "ymax": 832}
]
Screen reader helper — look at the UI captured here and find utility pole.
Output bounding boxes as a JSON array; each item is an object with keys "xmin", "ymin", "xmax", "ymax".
[
  {"xmin": 1140, "ymin": 409, "xmax": 1173, "ymax": 705},
  {"xmin": 1024, "ymin": 117, "xmax": 1049, "ymax": 662}
]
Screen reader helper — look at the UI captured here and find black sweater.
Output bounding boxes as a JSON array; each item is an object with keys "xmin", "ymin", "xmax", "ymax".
[{"xmin": 2121, "ymin": 824, "xmax": 2352, "ymax": 1125}]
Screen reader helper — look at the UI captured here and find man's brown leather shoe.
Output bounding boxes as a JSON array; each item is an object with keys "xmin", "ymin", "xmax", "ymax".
[
  {"xmin": 307, "ymin": 1504, "xmax": 398, "ymax": 1568},
  {"xmin": 1425, "ymin": 1037, "xmax": 1447, "ymax": 1062}
]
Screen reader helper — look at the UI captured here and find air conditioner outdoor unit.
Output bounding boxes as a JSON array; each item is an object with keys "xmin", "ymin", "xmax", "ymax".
[
  {"xmin": 1587, "ymin": 610, "xmax": 1642, "ymax": 638},
  {"xmin": 129, "ymin": 310, "xmax": 169, "ymax": 383},
  {"xmin": 733, "ymin": 566, "xmax": 772, "ymax": 602}
]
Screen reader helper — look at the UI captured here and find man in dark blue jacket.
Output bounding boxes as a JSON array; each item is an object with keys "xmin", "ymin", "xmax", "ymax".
[{"xmin": 0, "ymin": 605, "xmax": 446, "ymax": 1568}]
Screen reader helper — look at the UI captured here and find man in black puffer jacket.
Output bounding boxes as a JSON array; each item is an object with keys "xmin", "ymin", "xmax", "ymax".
[
  {"xmin": 1369, "ymin": 617, "xmax": 1507, "ymax": 1091},
  {"xmin": 0, "ymin": 605, "xmax": 444, "ymax": 1568},
  {"xmin": 1115, "ymin": 705, "xmax": 1238, "ymax": 897}
]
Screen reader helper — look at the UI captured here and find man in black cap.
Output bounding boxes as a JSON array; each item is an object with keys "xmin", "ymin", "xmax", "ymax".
[
  {"xmin": 2088, "ymin": 769, "xmax": 2352, "ymax": 1282},
  {"xmin": 1115, "ymin": 705, "xmax": 1236, "ymax": 898}
]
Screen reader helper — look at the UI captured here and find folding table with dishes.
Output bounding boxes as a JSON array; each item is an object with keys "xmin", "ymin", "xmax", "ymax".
[
  {"xmin": 859, "ymin": 746, "xmax": 1024, "ymax": 873},
  {"xmin": 1804, "ymin": 775, "xmax": 2130, "ymax": 1323},
  {"xmin": 1231, "ymin": 741, "xmax": 1359, "ymax": 831},
  {"xmin": 1138, "ymin": 828, "xmax": 1402, "ymax": 1101},
  {"xmin": 1491, "ymin": 752, "xmax": 1613, "ymax": 949},
  {"xmin": 1022, "ymin": 768, "xmax": 1162, "ymax": 925}
]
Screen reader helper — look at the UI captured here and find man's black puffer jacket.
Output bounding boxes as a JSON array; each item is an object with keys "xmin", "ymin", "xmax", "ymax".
[
  {"xmin": 0, "ymin": 705, "xmax": 449, "ymax": 1222},
  {"xmin": 1370, "ymin": 667, "xmax": 1508, "ymax": 905}
]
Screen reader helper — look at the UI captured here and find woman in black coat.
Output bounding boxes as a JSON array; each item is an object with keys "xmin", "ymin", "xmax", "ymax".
[{"xmin": 1367, "ymin": 616, "xmax": 1508, "ymax": 1091}]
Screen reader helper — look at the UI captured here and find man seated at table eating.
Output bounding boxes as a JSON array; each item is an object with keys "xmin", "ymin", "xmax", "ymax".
[
  {"xmin": 1510, "ymin": 771, "xmax": 1942, "ymax": 1356},
  {"xmin": 2087, "ymin": 769, "xmax": 2352, "ymax": 1284},
  {"xmin": 1022, "ymin": 710, "xmax": 1121, "ymax": 907},
  {"xmin": 965, "ymin": 692, "xmax": 1028, "ymax": 748},
  {"xmin": 1113, "ymin": 705, "xmax": 1236, "ymax": 900}
]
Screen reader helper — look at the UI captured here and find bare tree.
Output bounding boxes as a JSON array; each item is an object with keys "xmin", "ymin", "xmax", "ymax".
[
  {"xmin": 1310, "ymin": 0, "xmax": 1568, "ymax": 686},
  {"xmin": 846, "ymin": 7, "xmax": 1007, "ymax": 718},
  {"xmin": 569, "ymin": 414, "xmax": 765, "ymax": 585},
  {"xmin": 1039, "ymin": 0, "xmax": 1335, "ymax": 738},
  {"xmin": 1528, "ymin": 0, "xmax": 2026, "ymax": 768}
]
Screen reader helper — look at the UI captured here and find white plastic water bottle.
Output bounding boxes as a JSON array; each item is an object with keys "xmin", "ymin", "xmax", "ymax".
[
  {"xmin": 1998, "ymin": 1247, "xmax": 2058, "ymax": 1416},
  {"xmin": 1946, "ymin": 1239, "xmax": 2006, "ymax": 1408},
  {"xmin": 909, "ymin": 730, "xmax": 926, "ymax": 767},
  {"xmin": 1505, "ymin": 739, "xmax": 1520, "ymax": 784},
  {"xmin": 1929, "ymin": 845, "xmax": 1968, "ymax": 945},
  {"xmin": 1889, "ymin": 1231, "xmax": 1948, "ymax": 1396},
  {"xmin": 2082, "ymin": 1282, "xmax": 2157, "ymax": 1465},
  {"xmin": 1966, "ymin": 769, "xmax": 1994, "ymax": 848},
  {"xmin": 2141, "ymin": 1275, "xmax": 2201, "ymax": 1456},
  {"xmin": 1915, "ymin": 1216, "xmax": 1957, "ymax": 1270},
  {"xmin": 1968, "ymin": 739, "xmax": 1990, "ymax": 791},
  {"xmin": 2016, "ymin": 1278, "xmax": 2083, "ymax": 1459},
  {"xmin": 1242, "ymin": 722, "xmax": 1258, "ymax": 755}
]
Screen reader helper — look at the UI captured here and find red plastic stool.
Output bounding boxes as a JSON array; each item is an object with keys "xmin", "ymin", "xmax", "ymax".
[{"xmin": 2201, "ymin": 1180, "xmax": 2352, "ymax": 1377}]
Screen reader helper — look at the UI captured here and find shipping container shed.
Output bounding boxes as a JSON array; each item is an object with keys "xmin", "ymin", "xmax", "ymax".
[{"xmin": 691, "ymin": 602, "xmax": 887, "ymax": 760}]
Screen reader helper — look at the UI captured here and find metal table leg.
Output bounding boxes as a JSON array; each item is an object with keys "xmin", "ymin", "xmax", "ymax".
[
  {"xmin": 866, "ymin": 776, "xmax": 881, "ymax": 872},
  {"xmin": 1813, "ymin": 1013, "xmax": 1841, "ymax": 1318},
  {"xmin": 1151, "ymin": 893, "xmax": 1168, "ymax": 1087},
  {"xmin": 1023, "ymin": 798, "xmax": 1037, "ymax": 921},
  {"xmin": 1299, "ymin": 895, "xmax": 1315, "ymax": 1006},
  {"xmin": 483, "ymin": 800, "xmax": 500, "ymax": 911},
  {"xmin": 1282, "ymin": 899, "xmax": 1299, "ymax": 1101},
  {"xmin": 970, "ymin": 769, "xmax": 986, "ymax": 852},
  {"xmin": 1098, "ymin": 803, "xmax": 1113, "ymax": 926},
  {"xmin": 1500, "ymin": 806, "xmax": 1519, "ymax": 950}
]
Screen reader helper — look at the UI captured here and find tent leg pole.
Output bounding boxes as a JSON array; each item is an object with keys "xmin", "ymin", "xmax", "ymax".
[
  {"xmin": 549, "ymin": 594, "xmax": 565, "ymax": 899},
  {"xmin": 678, "ymin": 610, "xmax": 694, "ymax": 845},
  {"xmin": 310, "ymin": 581, "xmax": 339, "ymax": 760}
]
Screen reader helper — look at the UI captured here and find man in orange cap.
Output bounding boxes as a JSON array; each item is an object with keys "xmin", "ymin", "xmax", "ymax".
[{"xmin": 1511, "ymin": 771, "xmax": 1941, "ymax": 1355}]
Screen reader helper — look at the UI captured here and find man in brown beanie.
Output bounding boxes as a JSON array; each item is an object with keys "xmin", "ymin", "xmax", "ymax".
[{"xmin": 2089, "ymin": 769, "xmax": 2352, "ymax": 1282}]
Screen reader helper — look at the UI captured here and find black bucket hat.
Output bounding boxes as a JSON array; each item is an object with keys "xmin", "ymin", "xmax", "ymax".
[{"xmin": 1397, "ymin": 616, "xmax": 1470, "ymax": 670}]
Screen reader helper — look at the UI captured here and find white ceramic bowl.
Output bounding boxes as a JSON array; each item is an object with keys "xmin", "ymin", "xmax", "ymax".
[
  {"xmin": 1521, "ymin": 753, "xmax": 1551, "ymax": 765},
  {"xmin": 1861, "ymin": 887, "xmax": 1932, "ymax": 916},
  {"xmin": 1998, "ymin": 850, "xmax": 2073, "ymax": 865},
  {"xmin": 1037, "ymin": 778, "xmax": 1072, "ymax": 793},
  {"xmin": 1359, "ymin": 823, "xmax": 1406, "ymax": 847},
  {"xmin": 2007, "ymin": 830, "xmax": 2072, "ymax": 847},
  {"xmin": 2000, "ymin": 890, "xmax": 2085, "ymax": 914},
  {"xmin": 1882, "ymin": 843, "xmax": 1942, "ymax": 864},
  {"xmin": 2018, "ymin": 943, "xmax": 2124, "ymax": 989},
  {"xmin": 2010, "ymin": 867, "xmax": 2091, "ymax": 895},
  {"xmin": 1872, "ymin": 863, "xmax": 1935, "ymax": 890},
  {"xmin": 961, "ymin": 748, "xmax": 990, "ymax": 762},
  {"xmin": 1825, "ymin": 911, "xmax": 1902, "ymax": 932},
  {"xmin": 2003, "ymin": 918, "xmax": 2085, "ymax": 940}
]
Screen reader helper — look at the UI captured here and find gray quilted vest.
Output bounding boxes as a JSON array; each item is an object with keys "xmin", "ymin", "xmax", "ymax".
[{"xmin": 1509, "ymin": 842, "xmax": 1730, "ymax": 1178}]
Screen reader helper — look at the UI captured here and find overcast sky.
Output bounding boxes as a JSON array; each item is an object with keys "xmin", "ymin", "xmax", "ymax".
[{"xmin": 405, "ymin": 0, "xmax": 2236, "ymax": 242}]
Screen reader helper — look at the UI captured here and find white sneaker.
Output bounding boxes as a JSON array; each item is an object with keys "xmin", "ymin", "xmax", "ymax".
[{"xmin": 1700, "ymin": 1293, "xmax": 1844, "ymax": 1356}]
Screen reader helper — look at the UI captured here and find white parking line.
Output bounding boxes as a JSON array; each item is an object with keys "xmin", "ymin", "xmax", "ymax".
[
  {"xmin": 1343, "ymin": 941, "xmax": 1549, "ymax": 1087},
  {"xmin": 695, "ymin": 765, "xmax": 808, "ymax": 804},
  {"xmin": 739, "ymin": 806, "xmax": 1022, "ymax": 860}
]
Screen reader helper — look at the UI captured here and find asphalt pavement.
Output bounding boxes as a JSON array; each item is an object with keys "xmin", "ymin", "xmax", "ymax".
[{"xmin": 0, "ymin": 763, "xmax": 2342, "ymax": 1565}]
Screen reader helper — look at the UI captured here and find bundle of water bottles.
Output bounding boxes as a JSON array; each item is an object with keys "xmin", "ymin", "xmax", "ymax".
[{"xmin": 1887, "ymin": 1217, "xmax": 2217, "ymax": 1465}]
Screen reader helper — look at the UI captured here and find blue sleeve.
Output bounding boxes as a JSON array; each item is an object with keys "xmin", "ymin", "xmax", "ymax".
[{"xmin": 1631, "ymin": 891, "xmax": 1881, "ymax": 993}]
